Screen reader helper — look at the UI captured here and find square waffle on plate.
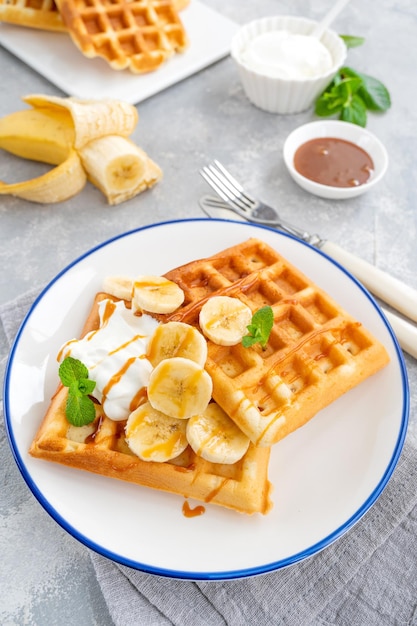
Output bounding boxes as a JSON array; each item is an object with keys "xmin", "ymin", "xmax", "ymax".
[
  {"xmin": 54, "ymin": 0, "xmax": 189, "ymax": 73},
  {"xmin": 0, "ymin": 0, "xmax": 66, "ymax": 30},
  {"xmin": 30, "ymin": 291, "xmax": 273, "ymax": 515},
  {"xmin": 29, "ymin": 237, "xmax": 390, "ymax": 516},
  {"xmin": 163, "ymin": 238, "xmax": 390, "ymax": 447},
  {"xmin": 0, "ymin": 0, "xmax": 189, "ymax": 33}
]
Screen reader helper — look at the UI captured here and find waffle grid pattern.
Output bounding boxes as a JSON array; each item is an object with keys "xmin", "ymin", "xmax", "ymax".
[
  {"xmin": 30, "ymin": 238, "xmax": 389, "ymax": 514},
  {"xmin": 55, "ymin": 0, "xmax": 188, "ymax": 72},
  {"xmin": 0, "ymin": 0, "xmax": 65, "ymax": 30},
  {"xmin": 165, "ymin": 238, "xmax": 390, "ymax": 446},
  {"xmin": 30, "ymin": 293, "xmax": 272, "ymax": 515}
]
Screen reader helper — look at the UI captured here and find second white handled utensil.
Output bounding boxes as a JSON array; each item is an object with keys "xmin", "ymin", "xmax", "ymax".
[
  {"xmin": 199, "ymin": 195, "xmax": 417, "ymax": 360},
  {"xmin": 310, "ymin": 0, "xmax": 352, "ymax": 39},
  {"xmin": 200, "ymin": 161, "xmax": 417, "ymax": 324}
]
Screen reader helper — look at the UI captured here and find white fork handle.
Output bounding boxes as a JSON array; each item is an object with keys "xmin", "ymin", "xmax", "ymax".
[
  {"xmin": 381, "ymin": 309, "xmax": 417, "ymax": 360},
  {"xmin": 321, "ymin": 240, "xmax": 417, "ymax": 323}
]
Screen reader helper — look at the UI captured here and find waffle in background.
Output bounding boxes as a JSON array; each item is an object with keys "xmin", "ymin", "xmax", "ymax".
[
  {"xmin": 0, "ymin": 0, "xmax": 190, "ymax": 73},
  {"xmin": 0, "ymin": 0, "xmax": 66, "ymax": 31},
  {"xmin": 29, "ymin": 292, "xmax": 273, "ymax": 516},
  {"xmin": 163, "ymin": 238, "xmax": 390, "ymax": 447},
  {"xmin": 52, "ymin": 0, "xmax": 189, "ymax": 72}
]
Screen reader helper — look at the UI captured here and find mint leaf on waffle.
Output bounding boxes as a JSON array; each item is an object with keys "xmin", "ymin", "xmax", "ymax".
[
  {"xmin": 59, "ymin": 356, "xmax": 96, "ymax": 426},
  {"xmin": 242, "ymin": 306, "xmax": 273, "ymax": 349}
]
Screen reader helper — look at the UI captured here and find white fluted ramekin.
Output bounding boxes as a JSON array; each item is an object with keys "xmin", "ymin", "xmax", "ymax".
[{"xmin": 231, "ymin": 16, "xmax": 347, "ymax": 114}]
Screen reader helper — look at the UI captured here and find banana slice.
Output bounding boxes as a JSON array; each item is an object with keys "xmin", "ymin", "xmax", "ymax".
[
  {"xmin": 132, "ymin": 275, "xmax": 185, "ymax": 314},
  {"xmin": 186, "ymin": 402, "xmax": 250, "ymax": 464},
  {"xmin": 125, "ymin": 401, "xmax": 188, "ymax": 462},
  {"xmin": 147, "ymin": 321, "xmax": 207, "ymax": 367},
  {"xmin": 147, "ymin": 357, "xmax": 212, "ymax": 420},
  {"xmin": 102, "ymin": 275, "xmax": 134, "ymax": 301},
  {"xmin": 199, "ymin": 296, "xmax": 252, "ymax": 346}
]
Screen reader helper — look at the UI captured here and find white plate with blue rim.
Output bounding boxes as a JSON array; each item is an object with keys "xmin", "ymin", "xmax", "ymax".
[{"xmin": 4, "ymin": 218, "xmax": 408, "ymax": 580}]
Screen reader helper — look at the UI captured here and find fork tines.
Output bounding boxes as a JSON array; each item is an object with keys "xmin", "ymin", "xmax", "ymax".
[{"xmin": 200, "ymin": 160, "xmax": 255, "ymax": 211}]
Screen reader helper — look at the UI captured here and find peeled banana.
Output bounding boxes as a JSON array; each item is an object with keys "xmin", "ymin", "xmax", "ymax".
[
  {"xmin": 0, "ymin": 108, "xmax": 74, "ymax": 165},
  {"xmin": 79, "ymin": 135, "xmax": 162, "ymax": 205},
  {"xmin": 0, "ymin": 106, "xmax": 85, "ymax": 203},
  {"xmin": 0, "ymin": 94, "xmax": 162, "ymax": 205}
]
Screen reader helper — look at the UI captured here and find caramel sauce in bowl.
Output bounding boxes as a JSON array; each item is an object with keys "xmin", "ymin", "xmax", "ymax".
[
  {"xmin": 283, "ymin": 120, "xmax": 388, "ymax": 199},
  {"xmin": 294, "ymin": 137, "xmax": 374, "ymax": 188}
]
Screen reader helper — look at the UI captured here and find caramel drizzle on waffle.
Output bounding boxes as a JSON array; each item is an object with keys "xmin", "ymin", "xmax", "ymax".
[
  {"xmin": 29, "ymin": 237, "xmax": 389, "ymax": 515},
  {"xmin": 161, "ymin": 238, "xmax": 390, "ymax": 447},
  {"xmin": 30, "ymin": 382, "xmax": 273, "ymax": 515}
]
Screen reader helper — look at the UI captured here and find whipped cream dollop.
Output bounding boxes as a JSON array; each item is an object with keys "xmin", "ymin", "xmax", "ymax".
[
  {"xmin": 59, "ymin": 299, "xmax": 160, "ymax": 421},
  {"xmin": 240, "ymin": 31, "xmax": 333, "ymax": 79}
]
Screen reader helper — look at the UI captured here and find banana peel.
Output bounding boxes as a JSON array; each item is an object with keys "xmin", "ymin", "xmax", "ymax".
[
  {"xmin": 0, "ymin": 94, "xmax": 162, "ymax": 205},
  {"xmin": 0, "ymin": 149, "xmax": 86, "ymax": 203},
  {"xmin": 24, "ymin": 94, "xmax": 138, "ymax": 149}
]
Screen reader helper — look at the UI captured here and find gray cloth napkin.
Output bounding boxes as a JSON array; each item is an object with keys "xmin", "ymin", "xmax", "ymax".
[{"xmin": 2, "ymin": 289, "xmax": 417, "ymax": 626}]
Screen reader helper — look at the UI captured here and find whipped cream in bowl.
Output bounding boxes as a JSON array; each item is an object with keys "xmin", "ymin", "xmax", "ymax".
[
  {"xmin": 240, "ymin": 31, "xmax": 333, "ymax": 80},
  {"xmin": 231, "ymin": 16, "xmax": 347, "ymax": 114}
]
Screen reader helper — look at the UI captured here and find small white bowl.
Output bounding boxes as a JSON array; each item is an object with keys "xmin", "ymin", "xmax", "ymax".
[
  {"xmin": 231, "ymin": 16, "xmax": 347, "ymax": 114},
  {"xmin": 283, "ymin": 120, "xmax": 389, "ymax": 199}
]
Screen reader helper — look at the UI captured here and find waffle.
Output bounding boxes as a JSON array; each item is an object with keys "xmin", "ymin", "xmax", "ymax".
[
  {"xmin": 0, "ymin": 0, "xmax": 187, "ymax": 32},
  {"xmin": 163, "ymin": 238, "xmax": 390, "ymax": 447},
  {"xmin": 54, "ymin": 0, "xmax": 189, "ymax": 73},
  {"xmin": 29, "ymin": 292, "xmax": 273, "ymax": 516},
  {"xmin": 0, "ymin": 0, "xmax": 66, "ymax": 31},
  {"xmin": 29, "ymin": 237, "xmax": 389, "ymax": 515}
]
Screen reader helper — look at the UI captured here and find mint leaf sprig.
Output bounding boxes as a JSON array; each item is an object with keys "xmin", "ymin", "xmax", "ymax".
[
  {"xmin": 314, "ymin": 37, "xmax": 391, "ymax": 127},
  {"xmin": 315, "ymin": 67, "xmax": 391, "ymax": 127},
  {"xmin": 59, "ymin": 356, "xmax": 97, "ymax": 426},
  {"xmin": 242, "ymin": 306, "xmax": 274, "ymax": 349}
]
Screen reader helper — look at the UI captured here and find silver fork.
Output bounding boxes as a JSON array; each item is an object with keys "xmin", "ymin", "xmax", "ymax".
[
  {"xmin": 200, "ymin": 160, "xmax": 321, "ymax": 245},
  {"xmin": 199, "ymin": 160, "xmax": 417, "ymax": 333}
]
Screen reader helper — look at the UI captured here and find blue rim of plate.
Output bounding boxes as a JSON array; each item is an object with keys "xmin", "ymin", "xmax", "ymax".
[{"xmin": 3, "ymin": 218, "xmax": 410, "ymax": 581}]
